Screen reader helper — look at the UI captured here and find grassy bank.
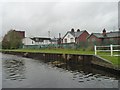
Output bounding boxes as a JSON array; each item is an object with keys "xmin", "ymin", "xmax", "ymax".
[
  {"xmin": 1, "ymin": 48, "xmax": 119, "ymax": 66},
  {"xmin": 2, "ymin": 48, "xmax": 94, "ymax": 54}
]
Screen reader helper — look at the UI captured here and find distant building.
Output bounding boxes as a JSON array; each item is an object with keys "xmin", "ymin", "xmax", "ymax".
[
  {"xmin": 87, "ymin": 29, "xmax": 120, "ymax": 45},
  {"xmin": 31, "ymin": 37, "xmax": 51, "ymax": 45},
  {"xmin": 22, "ymin": 37, "xmax": 51, "ymax": 46},
  {"xmin": 50, "ymin": 38, "xmax": 58, "ymax": 44},
  {"xmin": 13, "ymin": 30, "xmax": 25, "ymax": 39},
  {"xmin": 3, "ymin": 30, "xmax": 25, "ymax": 42},
  {"xmin": 62, "ymin": 28, "xmax": 89, "ymax": 44},
  {"xmin": 22, "ymin": 37, "xmax": 35, "ymax": 46}
]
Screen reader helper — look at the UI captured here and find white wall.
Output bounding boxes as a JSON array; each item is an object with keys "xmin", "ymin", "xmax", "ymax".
[
  {"xmin": 22, "ymin": 37, "xmax": 51, "ymax": 45},
  {"xmin": 63, "ymin": 33, "xmax": 75, "ymax": 43},
  {"xmin": 22, "ymin": 37, "xmax": 35, "ymax": 45},
  {"xmin": 35, "ymin": 40, "xmax": 51, "ymax": 45},
  {"xmin": 43, "ymin": 40, "xmax": 51, "ymax": 45}
]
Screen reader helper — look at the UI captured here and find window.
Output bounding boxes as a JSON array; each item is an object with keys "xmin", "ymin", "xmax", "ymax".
[
  {"xmin": 36, "ymin": 38, "xmax": 39, "ymax": 42},
  {"xmin": 70, "ymin": 38, "xmax": 74, "ymax": 42},
  {"xmin": 39, "ymin": 39, "xmax": 43, "ymax": 42},
  {"xmin": 44, "ymin": 40, "xmax": 49, "ymax": 44},
  {"xmin": 65, "ymin": 39, "xmax": 67, "ymax": 43}
]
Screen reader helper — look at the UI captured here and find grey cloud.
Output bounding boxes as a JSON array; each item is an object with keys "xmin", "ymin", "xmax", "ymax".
[{"xmin": 1, "ymin": 2, "xmax": 118, "ymax": 38}]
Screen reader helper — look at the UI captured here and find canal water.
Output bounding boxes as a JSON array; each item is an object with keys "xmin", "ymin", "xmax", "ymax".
[{"xmin": 2, "ymin": 53, "xmax": 119, "ymax": 88}]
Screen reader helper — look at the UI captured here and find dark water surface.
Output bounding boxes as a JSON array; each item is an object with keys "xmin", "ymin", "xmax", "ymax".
[{"xmin": 2, "ymin": 53, "xmax": 119, "ymax": 88}]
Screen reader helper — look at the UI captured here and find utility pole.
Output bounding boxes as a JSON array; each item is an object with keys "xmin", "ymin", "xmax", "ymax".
[
  {"xmin": 48, "ymin": 31, "xmax": 50, "ymax": 38},
  {"xmin": 59, "ymin": 33, "xmax": 61, "ymax": 38}
]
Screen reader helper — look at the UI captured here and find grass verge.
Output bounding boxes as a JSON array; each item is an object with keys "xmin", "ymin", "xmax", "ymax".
[{"xmin": 1, "ymin": 48, "xmax": 119, "ymax": 66}]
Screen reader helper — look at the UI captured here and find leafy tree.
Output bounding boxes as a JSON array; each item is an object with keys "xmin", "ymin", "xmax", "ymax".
[{"xmin": 2, "ymin": 29, "xmax": 23, "ymax": 49}]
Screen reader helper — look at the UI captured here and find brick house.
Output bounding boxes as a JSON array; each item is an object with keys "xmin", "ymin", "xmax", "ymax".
[
  {"xmin": 15, "ymin": 30, "xmax": 25, "ymax": 39},
  {"xmin": 87, "ymin": 28, "xmax": 120, "ymax": 45},
  {"xmin": 62, "ymin": 28, "xmax": 89, "ymax": 44}
]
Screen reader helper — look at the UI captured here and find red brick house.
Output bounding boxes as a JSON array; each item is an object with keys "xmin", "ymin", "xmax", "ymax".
[
  {"xmin": 62, "ymin": 28, "xmax": 89, "ymax": 44},
  {"xmin": 87, "ymin": 29, "xmax": 120, "ymax": 45},
  {"xmin": 75, "ymin": 29, "xmax": 89, "ymax": 44},
  {"xmin": 14, "ymin": 30, "xmax": 25, "ymax": 39}
]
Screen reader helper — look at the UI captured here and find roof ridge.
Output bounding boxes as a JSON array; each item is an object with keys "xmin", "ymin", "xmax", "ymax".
[{"xmin": 93, "ymin": 33, "xmax": 101, "ymax": 34}]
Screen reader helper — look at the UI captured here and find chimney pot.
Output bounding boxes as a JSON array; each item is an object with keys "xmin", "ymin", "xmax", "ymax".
[
  {"xmin": 71, "ymin": 28, "xmax": 74, "ymax": 32},
  {"xmin": 77, "ymin": 29, "xmax": 80, "ymax": 32},
  {"xmin": 102, "ymin": 28, "xmax": 106, "ymax": 36}
]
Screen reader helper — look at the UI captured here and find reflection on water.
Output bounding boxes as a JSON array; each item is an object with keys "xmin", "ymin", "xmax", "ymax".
[
  {"xmin": 48, "ymin": 60, "xmax": 119, "ymax": 80},
  {"xmin": 3, "ymin": 58, "xmax": 26, "ymax": 81},
  {"xmin": 2, "ymin": 54, "xmax": 119, "ymax": 88},
  {"xmin": 49, "ymin": 62, "xmax": 118, "ymax": 85}
]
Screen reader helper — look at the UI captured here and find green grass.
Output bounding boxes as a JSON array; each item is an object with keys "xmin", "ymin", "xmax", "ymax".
[
  {"xmin": 100, "ymin": 56, "xmax": 119, "ymax": 66},
  {"xmin": 1, "ymin": 48, "xmax": 119, "ymax": 66},
  {"xmin": 95, "ymin": 51, "xmax": 119, "ymax": 66},
  {"xmin": 1, "ymin": 48, "xmax": 94, "ymax": 54}
]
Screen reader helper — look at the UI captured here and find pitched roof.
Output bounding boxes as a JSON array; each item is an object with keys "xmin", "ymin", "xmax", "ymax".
[
  {"xmin": 107, "ymin": 31, "xmax": 120, "ymax": 38},
  {"xmin": 63, "ymin": 30, "xmax": 86, "ymax": 39},
  {"xmin": 92, "ymin": 33, "xmax": 104, "ymax": 38},
  {"xmin": 77, "ymin": 31, "xmax": 86, "ymax": 37},
  {"xmin": 87, "ymin": 31, "xmax": 120, "ymax": 39}
]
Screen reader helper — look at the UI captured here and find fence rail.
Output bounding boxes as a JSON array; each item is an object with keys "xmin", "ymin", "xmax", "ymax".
[{"xmin": 94, "ymin": 45, "xmax": 120, "ymax": 56}]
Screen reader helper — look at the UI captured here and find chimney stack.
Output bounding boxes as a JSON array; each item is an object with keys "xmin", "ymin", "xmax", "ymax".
[
  {"xmin": 59, "ymin": 33, "xmax": 61, "ymax": 38},
  {"xmin": 102, "ymin": 28, "xmax": 106, "ymax": 36},
  {"xmin": 71, "ymin": 28, "xmax": 74, "ymax": 32},
  {"xmin": 77, "ymin": 29, "xmax": 80, "ymax": 32}
]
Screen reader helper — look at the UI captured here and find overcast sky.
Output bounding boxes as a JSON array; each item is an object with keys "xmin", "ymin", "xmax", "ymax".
[{"xmin": 1, "ymin": 1, "xmax": 118, "ymax": 38}]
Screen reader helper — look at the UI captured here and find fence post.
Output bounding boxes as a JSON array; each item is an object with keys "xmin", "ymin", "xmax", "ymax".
[
  {"xmin": 110, "ymin": 44, "xmax": 113, "ymax": 56},
  {"xmin": 94, "ymin": 45, "xmax": 97, "ymax": 55}
]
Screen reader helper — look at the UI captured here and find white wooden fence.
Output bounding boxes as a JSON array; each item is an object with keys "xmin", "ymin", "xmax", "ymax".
[{"xmin": 94, "ymin": 45, "xmax": 120, "ymax": 56}]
